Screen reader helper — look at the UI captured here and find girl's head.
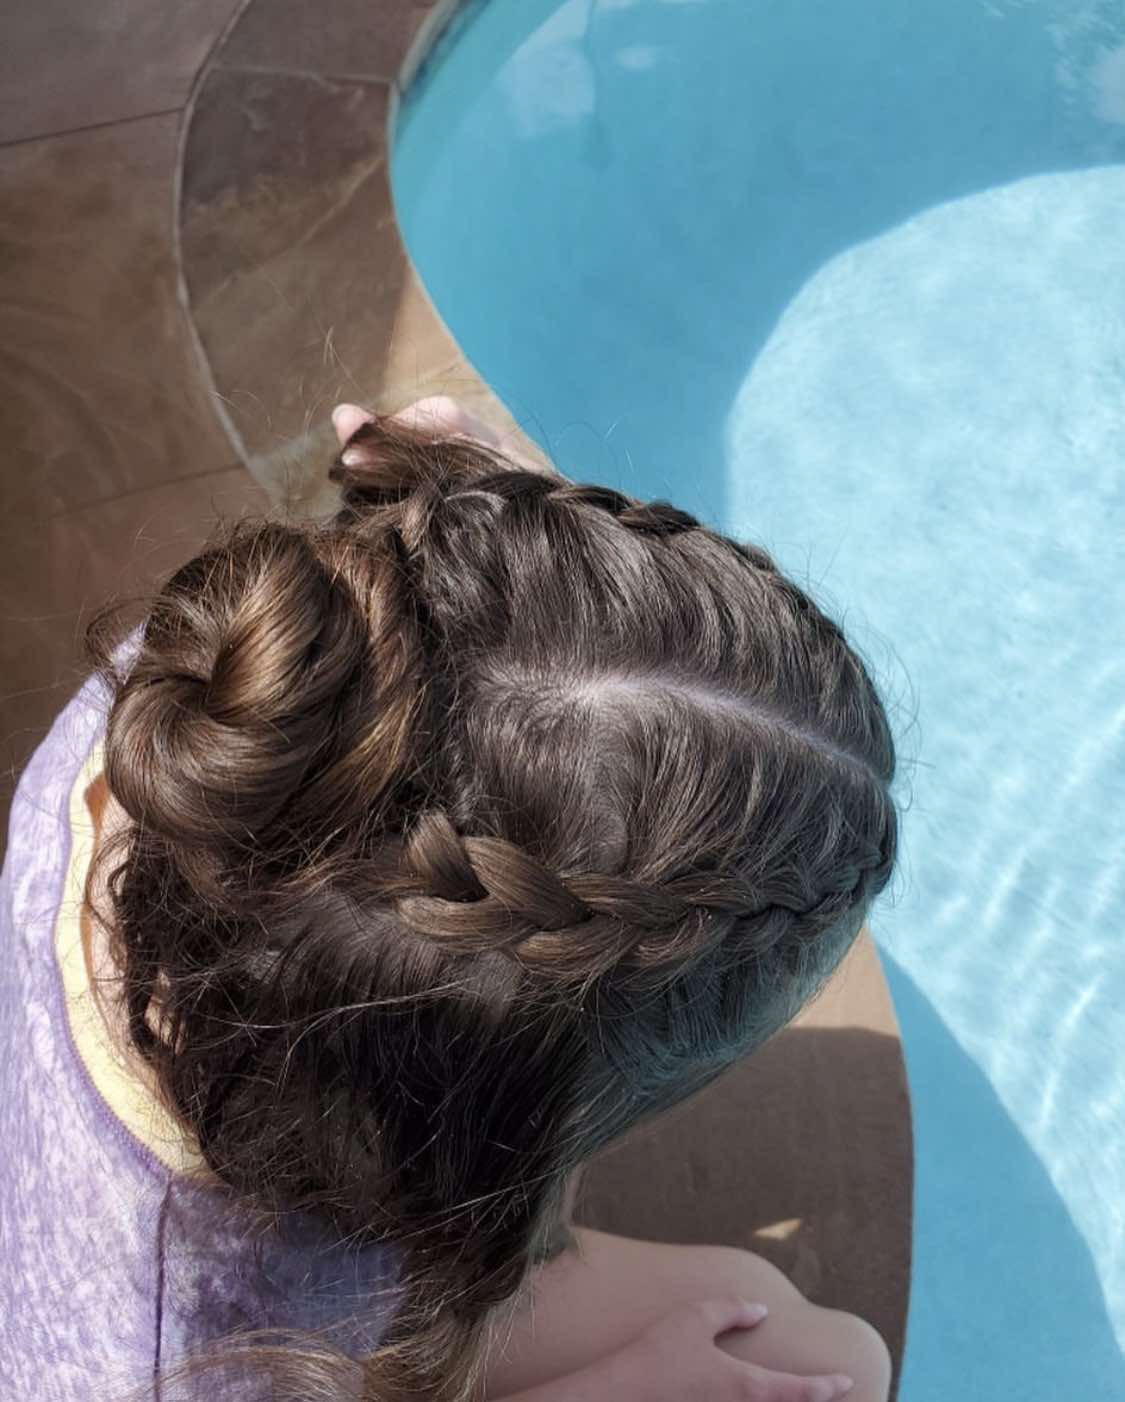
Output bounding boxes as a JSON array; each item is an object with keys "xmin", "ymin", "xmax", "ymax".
[{"xmin": 88, "ymin": 407, "xmax": 898, "ymax": 1401}]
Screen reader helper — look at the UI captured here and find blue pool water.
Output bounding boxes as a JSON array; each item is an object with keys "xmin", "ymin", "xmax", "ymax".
[{"xmin": 391, "ymin": 2, "xmax": 1125, "ymax": 1397}]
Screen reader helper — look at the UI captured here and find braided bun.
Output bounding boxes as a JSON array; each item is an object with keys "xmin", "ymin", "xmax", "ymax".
[{"xmin": 104, "ymin": 519, "xmax": 428, "ymax": 896}]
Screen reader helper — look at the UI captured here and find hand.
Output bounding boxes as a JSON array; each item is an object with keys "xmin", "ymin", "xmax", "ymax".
[
  {"xmin": 613, "ymin": 1297, "xmax": 855, "ymax": 1402},
  {"xmin": 331, "ymin": 395, "xmax": 502, "ymax": 448}
]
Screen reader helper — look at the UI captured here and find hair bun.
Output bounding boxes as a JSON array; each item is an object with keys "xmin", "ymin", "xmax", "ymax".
[{"xmin": 103, "ymin": 520, "xmax": 416, "ymax": 865}]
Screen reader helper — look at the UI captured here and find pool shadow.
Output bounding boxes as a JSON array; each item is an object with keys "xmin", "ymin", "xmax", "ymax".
[{"xmin": 881, "ymin": 955, "xmax": 1124, "ymax": 1402}]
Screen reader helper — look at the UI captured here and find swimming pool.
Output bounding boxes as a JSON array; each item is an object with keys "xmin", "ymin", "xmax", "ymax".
[{"xmin": 391, "ymin": 2, "xmax": 1125, "ymax": 1397}]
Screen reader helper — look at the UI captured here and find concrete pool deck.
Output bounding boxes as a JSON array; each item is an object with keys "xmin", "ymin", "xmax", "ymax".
[{"xmin": 0, "ymin": 0, "xmax": 913, "ymax": 1390}]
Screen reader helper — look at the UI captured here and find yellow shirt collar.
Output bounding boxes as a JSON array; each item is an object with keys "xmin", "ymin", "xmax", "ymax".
[{"xmin": 55, "ymin": 740, "xmax": 207, "ymax": 1177}]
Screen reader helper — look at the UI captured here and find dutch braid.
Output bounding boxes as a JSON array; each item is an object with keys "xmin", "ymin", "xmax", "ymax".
[
  {"xmin": 326, "ymin": 421, "xmax": 893, "ymax": 990},
  {"xmin": 369, "ymin": 809, "xmax": 887, "ymax": 986}
]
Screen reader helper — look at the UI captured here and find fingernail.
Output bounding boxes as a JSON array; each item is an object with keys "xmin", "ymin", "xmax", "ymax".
[
  {"xmin": 333, "ymin": 403, "xmax": 376, "ymax": 431},
  {"xmin": 833, "ymin": 1377, "xmax": 855, "ymax": 1397},
  {"xmin": 744, "ymin": 1302, "xmax": 769, "ymax": 1323}
]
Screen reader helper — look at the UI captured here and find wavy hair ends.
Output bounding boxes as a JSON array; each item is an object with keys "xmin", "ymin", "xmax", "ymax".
[{"xmin": 83, "ymin": 410, "xmax": 900, "ymax": 1402}]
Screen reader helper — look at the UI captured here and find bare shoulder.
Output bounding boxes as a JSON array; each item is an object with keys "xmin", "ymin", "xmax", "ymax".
[{"xmin": 484, "ymin": 1228, "xmax": 891, "ymax": 1402}]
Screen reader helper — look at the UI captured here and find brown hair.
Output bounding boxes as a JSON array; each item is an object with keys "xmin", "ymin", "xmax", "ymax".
[{"xmin": 86, "ymin": 413, "xmax": 899, "ymax": 1401}]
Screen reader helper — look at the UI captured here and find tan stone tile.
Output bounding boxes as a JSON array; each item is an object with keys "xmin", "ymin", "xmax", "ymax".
[
  {"xmin": 377, "ymin": 260, "xmax": 463, "ymax": 396},
  {"xmin": 44, "ymin": 465, "xmax": 269, "ymax": 609},
  {"xmin": 178, "ymin": 12, "xmax": 552, "ymax": 515},
  {"xmin": 0, "ymin": 466, "xmax": 267, "ymax": 832},
  {"xmin": 219, "ymin": 0, "xmax": 438, "ymax": 84},
  {"xmin": 0, "ymin": 0, "xmax": 243, "ymax": 144},
  {"xmin": 181, "ymin": 69, "xmax": 406, "ymax": 502},
  {"xmin": 0, "ymin": 118, "xmax": 238, "ymax": 522},
  {"xmin": 0, "ymin": 521, "xmax": 81, "ymax": 832},
  {"xmin": 379, "ymin": 267, "xmax": 559, "ymax": 473}
]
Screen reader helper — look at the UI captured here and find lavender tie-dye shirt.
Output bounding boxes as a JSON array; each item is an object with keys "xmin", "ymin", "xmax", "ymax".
[{"xmin": 0, "ymin": 670, "xmax": 403, "ymax": 1400}]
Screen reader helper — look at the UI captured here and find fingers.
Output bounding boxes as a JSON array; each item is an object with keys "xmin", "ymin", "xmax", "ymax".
[
  {"xmin": 650, "ymin": 1299, "xmax": 856, "ymax": 1402},
  {"xmin": 735, "ymin": 1360, "xmax": 855, "ymax": 1401},
  {"xmin": 395, "ymin": 394, "xmax": 504, "ymax": 445},
  {"xmin": 691, "ymin": 1296, "xmax": 772, "ymax": 1339},
  {"xmin": 331, "ymin": 395, "xmax": 466, "ymax": 446},
  {"xmin": 691, "ymin": 1300, "xmax": 854, "ymax": 1402},
  {"xmin": 332, "ymin": 403, "xmax": 373, "ymax": 446},
  {"xmin": 332, "ymin": 395, "xmax": 502, "ymax": 450}
]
